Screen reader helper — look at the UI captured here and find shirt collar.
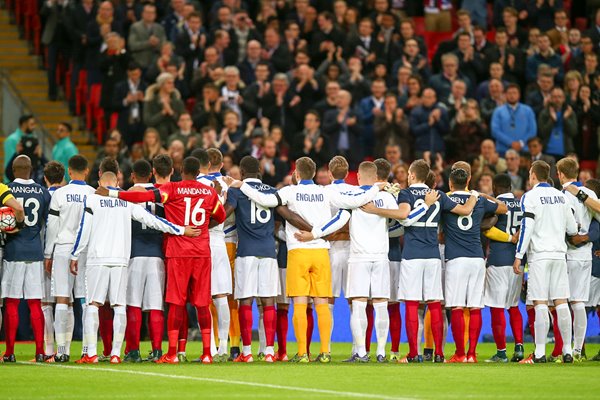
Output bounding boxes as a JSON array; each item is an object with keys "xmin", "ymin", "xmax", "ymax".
[
  {"xmin": 562, "ymin": 181, "xmax": 582, "ymax": 188},
  {"xmin": 69, "ymin": 180, "xmax": 87, "ymax": 185},
  {"xmin": 107, "ymin": 186, "xmax": 120, "ymax": 191},
  {"xmin": 360, "ymin": 185, "xmax": 372, "ymax": 190},
  {"xmin": 209, "ymin": 172, "xmax": 222, "ymax": 177},
  {"xmin": 333, "ymin": 179, "xmax": 345, "ymax": 184},
  {"xmin": 497, "ymin": 192, "xmax": 515, "ymax": 200},
  {"xmin": 299, "ymin": 179, "xmax": 314, "ymax": 185},
  {"xmin": 13, "ymin": 178, "xmax": 34, "ymax": 184},
  {"xmin": 409, "ymin": 183, "xmax": 428, "ymax": 188},
  {"xmin": 535, "ymin": 182, "xmax": 551, "ymax": 188},
  {"xmin": 243, "ymin": 178, "xmax": 262, "ymax": 183},
  {"xmin": 134, "ymin": 183, "xmax": 155, "ymax": 188}
]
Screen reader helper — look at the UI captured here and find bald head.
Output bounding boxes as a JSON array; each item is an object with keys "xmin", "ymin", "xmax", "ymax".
[
  {"xmin": 337, "ymin": 90, "xmax": 352, "ymax": 108},
  {"xmin": 12, "ymin": 155, "xmax": 32, "ymax": 179},
  {"xmin": 99, "ymin": 171, "xmax": 118, "ymax": 187}
]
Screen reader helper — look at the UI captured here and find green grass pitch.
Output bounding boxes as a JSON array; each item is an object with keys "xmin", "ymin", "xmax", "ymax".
[{"xmin": 4, "ymin": 342, "xmax": 600, "ymax": 399}]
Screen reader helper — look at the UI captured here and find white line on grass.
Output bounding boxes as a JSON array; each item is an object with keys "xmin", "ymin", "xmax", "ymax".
[{"xmin": 19, "ymin": 362, "xmax": 415, "ymax": 400}]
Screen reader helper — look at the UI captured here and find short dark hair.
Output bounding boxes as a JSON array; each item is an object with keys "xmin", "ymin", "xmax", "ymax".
[
  {"xmin": 239, "ymin": 156, "xmax": 260, "ymax": 176},
  {"xmin": 19, "ymin": 114, "xmax": 34, "ymax": 126},
  {"xmin": 585, "ymin": 178, "xmax": 600, "ymax": 198},
  {"xmin": 128, "ymin": 61, "xmax": 142, "ymax": 71},
  {"xmin": 132, "ymin": 159, "xmax": 152, "ymax": 180},
  {"xmin": 449, "ymin": 168, "xmax": 469, "ymax": 190},
  {"xmin": 527, "ymin": 136, "xmax": 542, "ymax": 146},
  {"xmin": 59, "ymin": 121, "xmax": 72, "ymax": 132},
  {"xmin": 493, "ymin": 173, "xmax": 512, "ymax": 192},
  {"xmin": 100, "ymin": 157, "xmax": 119, "ymax": 175},
  {"xmin": 207, "ymin": 148, "xmax": 223, "ymax": 167},
  {"xmin": 374, "ymin": 158, "xmax": 391, "ymax": 180},
  {"xmin": 531, "ymin": 160, "xmax": 550, "ymax": 182},
  {"xmin": 409, "ymin": 159, "xmax": 430, "ymax": 182},
  {"xmin": 69, "ymin": 155, "xmax": 88, "ymax": 172},
  {"xmin": 44, "ymin": 161, "xmax": 66, "ymax": 184},
  {"xmin": 152, "ymin": 154, "xmax": 173, "ymax": 178},
  {"xmin": 191, "ymin": 148, "xmax": 210, "ymax": 168},
  {"xmin": 295, "ymin": 157, "xmax": 316, "ymax": 180},
  {"xmin": 505, "ymin": 83, "xmax": 520, "ymax": 93},
  {"xmin": 182, "ymin": 156, "xmax": 201, "ymax": 176}
]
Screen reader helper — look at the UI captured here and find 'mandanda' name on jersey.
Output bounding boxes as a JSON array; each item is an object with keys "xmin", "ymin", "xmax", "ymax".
[
  {"xmin": 540, "ymin": 195, "xmax": 566, "ymax": 205},
  {"xmin": 176, "ymin": 187, "xmax": 212, "ymax": 196},
  {"xmin": 100, "ymin": 198, "xmax": 127, "ymax": 208},
  {"xmin": 296, "ymin": 192, "xmax": 324, "ymax": 202},
  {"xmin": 66, "ymin": 193, "xmax": 85, "ymax": 203}
]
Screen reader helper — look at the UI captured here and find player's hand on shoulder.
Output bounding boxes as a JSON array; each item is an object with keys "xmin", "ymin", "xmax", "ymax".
[
  {"xmin": 223, "ymin": 176, "xmax": 242, "ymax": 188},
  {"xmin": 374, "ymin": 182, "xmax": 387, "ymax": 191},
  {"xmin": 360, "ymin": 201, "xmax": 378, "ymax": 214},
  {"xmin": 183, "ymin": 226, "xmax": 202, "ymax": 237},
  {"xmin": 470, "ymin": 190, "xmax": 480, "ymax": 198},
  {"xmin": 70, "ymin": 259, "xmax": 78, "ymax": 275},
  {"xmin": 294, "ymin": 230, "xmax": 314, "ymax": 242},
  {"xmin": 565, "ymin": 185, "xmax": 579, "ymax": 196},
  {"xmin": 424, "ymin": 189, "xmax": 440, "ymax": 206},
  {"xmin": 95, "ymin": 186, "xmax": 110, "ymax": 196},
  {"xmin": 128, "ymin": 185, "xmax": 146, "ymax": 192}
]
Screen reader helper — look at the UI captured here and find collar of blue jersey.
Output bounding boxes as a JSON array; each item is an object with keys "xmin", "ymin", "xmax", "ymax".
[
  {"xmin": 497, "ymin": 192, "xmax": 515, "ymax": 200},
  {"xmin": 332, "ymin": 179, "xmax": 345, "ymax": 184},
  {"xmin": 562, "ymin": 181, "xmax": 582, "ymax": 188},
  {"xmin": 49, "ymin": 186, "xmax": 58, "ymax": 192},
  {"xmin": 209, "ymin": 172, "xmax": 222, "ymax": 177},
  {"xmin": 535, "ymin": 182, "xmax": 551, "ymax": 188},
  {"xmin": 359, "ymin": 184, "xmax": 372, "ymax": 190},
  {"xmin": 451, "ymin": 190, "xmax": 470, "ymax": 195},
  {"xmin": 243, "ymin": 178, "xmax": 262, "ymax": 183},
  {"xmin": 13, "ymin": 178, "xmax": 34, "ymax": 185},
  {"xmin": 299, "ymin": 179, "xmax": 314, "ymax": 185},
  {"xmin": 409, "ymin": 183, "xmax": 428, "ymax": 188},
  {"xmin": 69, "ymin": 180, "xmax": 87, "ymax": 185}
]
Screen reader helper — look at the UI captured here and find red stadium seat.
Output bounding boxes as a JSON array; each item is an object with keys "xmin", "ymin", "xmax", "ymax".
[
  {"xmin": 413, "ymin": 17, "xmax": 426, "ymax": 37},
  {"xmin": 110, "ymin": 112, "xmax": 118, "ymax": 130},
  {"xmin": 486, "ymin": 30, "xmax": 496, "ymax": 44},
  {"xmin": 580, "ymin": 160, "xmax": 597, "ymax": 175},
  {"xmin": 32, "ymin": 14, "xmax": 42, "ymax": 55},
  {"xmin": 85, "ymin": 84, "xmax": 105, "ymax": 144},
  {"xmin": 186, "ymin": 98, "xmax": 196, "ymax": 114},
  {"xmin": 75, "ymin": 70, "xmax": 88, "ymax": 116},
  {"xmin": 346, "ymin": 171, "xmax": 358, "ymax": 185},
  {"xmin": 575, "ymin": 18, "xmax": 588, "ymax": 32}
]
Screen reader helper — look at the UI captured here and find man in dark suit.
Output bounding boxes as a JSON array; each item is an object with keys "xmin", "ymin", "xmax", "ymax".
[
  {"xmin": 527, "ymin": 136, "xmax": 558, "ymax": 186},
  {"xmin": 587, "ymin": 9, "xmax": 600, "ymax": 50},
  {"xmin": 112, "ymin": 63, "xmax": 147, "ymax": 147},
  {"xmin": 484, "ymin": 28, "xmax": 526, "ymax": 86},
  {"xmin": 237, "ymin": 40, "xmax": 263, "ymax": 85},
  {"xmin": 343, "ymin": 18, "xmax": 384, "ymax": 73},
  {"xmin": 175, "ymin": 12, "xmax": 206, "ymax": 84},
  {"xmin": 261, "ymin": 27, "xmax": 291, "ymax": 73},
  {"xmin": 85, "ymin": 1, "xmax": 123, "ymax": 84},
  {"xmin": 41, "ymin": 0, "xmax": 74, "ymax": 101},
  {"xmin": 323, "ymin": 90, "xmax": 362, "ymax": 169},
  {"xmin": 212, "ymin": 29, "xmax": 238, "ymax": 67},
  {"xmin": 209, "ymin": 5, "xmax": 239, "ymax": 62},
  {"xmin": 309, "ymin": 11, "xmax": 345, "ymax": 68}
]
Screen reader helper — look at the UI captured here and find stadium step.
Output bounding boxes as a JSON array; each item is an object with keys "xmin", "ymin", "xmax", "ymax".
[{"xmin": 0, "ymin": 8, "xmax": 94, "ymax": 180}]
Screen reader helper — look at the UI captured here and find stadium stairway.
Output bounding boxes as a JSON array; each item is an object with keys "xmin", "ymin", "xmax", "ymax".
[{"xmin": 0, "ymin": 9, "xmax": 95, "ymax": 173}]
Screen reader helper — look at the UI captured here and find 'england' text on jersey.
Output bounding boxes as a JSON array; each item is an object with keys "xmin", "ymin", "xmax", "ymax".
[
  {"xmin": 66, "ymin": 193, "xmax": 84, "ymax": 203},
  {"xmin": 540, "ymin": 196, "xmax": 566, "ymax": 205},
  {"xmin": 100, "ymin": 198, "xmax": 128, "ymax": 208},
  {"xmin": 296, "ymin": 192, "xmax": 324, "ymax": 202}
]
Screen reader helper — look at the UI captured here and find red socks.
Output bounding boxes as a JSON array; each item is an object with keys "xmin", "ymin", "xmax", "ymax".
[
  {"xmin": 365, "ymin": 304, "xmax": 374, "ymax": 352},
  {"xmin": 429, "ymin": 302, "xmax": 444, "ymax": 357},
  {"xmin": 178, "ymin": 307, "xmax": 188, "ymax": 353},
  {"xmin": 551, "ymin": 309, "xmax": 563, "ymax": 358},
  {"xmin": 239, "ymin": 304, "xmax": 253, "ymax": 347},
  {"xmin": 527, "ymin": 307, "xmax": 535, "ymax": 338},
  {"xmin": 263, "ymin": 305, "xmax": 276, "ymax": 347},
  {"xmin": 149, "ymin": 310, "xmax": 164, "ymax": 352},
  {"xmin": 125, "ymin": 306, "xmax": 142, "ymax": 353},
  {"xmin": 467, "ymin": 309, "xmax": 482, "ymax": 357},
  {"xmin": 508, "ymin": 306, "xmax": 523, "ymax": 345},
  {"xmin": 27, "ymin": 299, "xmax": 45, "ymax": 356},
  {"xmin": 451, "ymin": 308, "xmax": 466, "ymax": 356},
  {"xmin": 388, "ymin": 303, "xmax": 401, "ymax": 353},
  {"xmin": 490, "ymin": 307, "xmax": 506, "ymax": 350},
  {"xmin": 99, "ymin": 304, "xmax": 113, "ymax": 357},
  {"xmin": 3, "ymin": 298, "xmax": 19, "ymax": 355},
  {"xmin": 276, "ymin": 307, "xmax": 288, "ymax": 357},
  {"xmin": 167, "ymin": 304, "xmax": 186, "ymax": 357},
  {"xmin": 196, "ymin": 306, "xmax": 212, "ymax": 357},
  {"xmin": 306, "ymin": 307, "xmax": 314, "ymax": 353},
  {"xmin": 405, "ymin": 301, "xmax": 419, "ymax": 358}
]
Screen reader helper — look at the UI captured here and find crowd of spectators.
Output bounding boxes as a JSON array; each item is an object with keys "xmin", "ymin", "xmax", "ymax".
[{"xmin": 8, "ymin": 0, "xmax": 600, "ymax": 193}]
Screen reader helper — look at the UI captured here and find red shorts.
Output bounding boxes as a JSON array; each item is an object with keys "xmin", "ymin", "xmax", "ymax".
[{"xmin": 165, "ymin": 258, "xmax": 211, "ymax": 307}]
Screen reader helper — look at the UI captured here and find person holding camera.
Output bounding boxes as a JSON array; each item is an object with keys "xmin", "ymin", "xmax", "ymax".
[
  {"xmin": 538, "ymin": 87, "xmax": 578, "ymax": 159},
  {"xmin": 5, "ymin": 136, "xmax": 49, "ymax": 186}
]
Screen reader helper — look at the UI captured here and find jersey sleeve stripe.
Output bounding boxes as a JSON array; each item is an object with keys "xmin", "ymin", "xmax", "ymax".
[
  {"xmin": 408, "ymin": 206, "xmax": 426, "ymax": 219},
  {"xmin": 274, "ymin": 193, "xmax": 283, "ymax": 207},
  {"xmin": 321, "ymin": 209, "xmax": 343, "ymax": 232},
  {"xmin": 212, "ymin": 200, "xmax": 222, "ymax": 214},
  {"xmin": 71, "ymin": 198, "xmax": 88, "ymax": 256},
  {"xmin": 145, "ymin": 209, "xmax": 182, "ymax": 232},
  {"xmin": 0, "ymin": 190, "xmax": 13, "ymax": 205},
  {"xmin": 49, "ymin": 209, "xmax": 60, "ymax": 216},
  {"xmin": 516, "ymin": 194, "xmax": 527, "ymax": 254},
  {"xmin": 224, "ymin": 224, "xmax": 236, "ymax": 234}
]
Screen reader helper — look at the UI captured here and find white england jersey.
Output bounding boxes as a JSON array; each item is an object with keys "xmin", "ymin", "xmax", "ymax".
[
  {"xmin": 562, "ymin": 182, "xmax": 598, "ymax": 261},
  {"xmin": 44, "ymin": 180, "xmax": 95, "ymax": 258},
  {"xmin": 70, "ymin": 193, "xmax": 185, "ymax": 267},
  {"xmin": 516, "ymin": 182, "xmax": 578, "ymax": 262},
  {"xmin": 198, "ymin": 173, "xmax": 228, "ymax": 241},
  {"xmin": 240, "ymin": 179, "xmax": 380, "ymax": 250}
]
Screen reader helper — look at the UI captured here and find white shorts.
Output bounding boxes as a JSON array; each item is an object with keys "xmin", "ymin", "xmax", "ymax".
[
  {"xmin": 276, "ymin": 268, "xmax": 290, "ymax": 304},
  {"xmin": 586, "ymin": 276, "xmax": 600, "ymax": 307},
  {"xmin": 527, "ymin": 259, "xmax": 570, "ymax": 302},
  {"xmin": 399, "ymin": 258, "xmax": 444, "ymax": 302},
  {"xmin": 42, "ymin": 270, "xmax": 54, "ymax": 303},
  {"xmin": 211, "ymin": 243, "xmax": 232, "ymax": 296},
  {"xmin": 567, "ymin": 259, "xmax": 591, "ymax": 302},
  {"xmin": 86, "ymin": 265, "xmax": 128, "ymax": 306},
  {"xmin": 444, "ymin": 258, "xmax": 485, "ymax": 308},
  {"xmin": 127, "ymin": 257, "xmax": 165, "ymax": 311},
  {"xmin": 329, "ymin": 241, "xmax": 350, "ymax": 298},
  {"xmin": 234, "ymin": 256, "xmax": 280, "ymax": 299},
  {"xmin": 346, "ymin": 260, "xmax": 390, "ymax": 299},
  {"xmin": 389, "ymin": 261, "xmax": 401, "ymax": 301},
  {"xmin": 484, "ymin": 265, "xmax": 523, "ymax": 309},
  {"xmin": 51, "ymin": 244, "xmax": 87, "ymax": 300},
  {"xmin": 1, "ymin": 261, "xmax": 44, "ymax": 299}
]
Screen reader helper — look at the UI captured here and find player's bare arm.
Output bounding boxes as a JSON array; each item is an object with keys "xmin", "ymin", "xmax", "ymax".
[
  {"xmin": 566, "ymin": 185, "xmax": 600, "ymax": 214},
  {"xmin": 360, "ymin": 189, "xmax": 438, "ymax": 219},
  {"xmin": 69, "ymin": 259, "xmax": 78, "ymax": 276},
  {"xmin": 276, "ymin": 205, "xmax": 312, "ymax": 231},
  {"xmin": 480, "ymin": 193, "xmax": 509, "ymax": 214},
  {"xmin": 451, "ymin": 191, "xmax": 479, "ymax": 216}
]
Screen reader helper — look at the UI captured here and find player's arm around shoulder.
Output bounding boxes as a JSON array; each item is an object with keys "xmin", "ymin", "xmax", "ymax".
[{"xmin": 449, "ymin": 190, "xmax": 479, "ymax": 216}]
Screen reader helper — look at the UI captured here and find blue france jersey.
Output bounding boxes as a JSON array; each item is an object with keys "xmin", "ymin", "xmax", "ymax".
[
  {"xmin": 388, "ymin": 220, "xmax": 403, "ymax": 262},
  {"xmin": 4, "ymin": 179, "xmax": 51, "ymax": 261},
  {"xmin": 397, "ymin": 184, "xmax": 457, "ymax": 260},
  {"xmin": 487, "ymin": 193, "xmax": 522, "ymax": 267},
  {"xmin": 590, "ymin": 220, "xmax": 600, "ymax": 278},
  {"xmin": 130, "ymin": 184, "xmax": 165, "ymax": 259},
  {"xmin": 227, "ymin": 178, "xmax": 277, "ymax": 258},
  {"xmin": 442, "ymin": 193, "xmax": 498, "ymax": 261}
]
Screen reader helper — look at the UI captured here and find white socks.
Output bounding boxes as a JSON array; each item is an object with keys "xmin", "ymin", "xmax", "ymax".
[
  {"xmin": 556, "ymin": 303, "xmax": 573, "ymax": 355},
  {"xmin": 571, "ymin": 302, "xmax": 586, "ymax": 352},
  {"xmin": 442, "ymin": 312, "xmax": 448, "ymax": 352},
  {"xmin": 84, "ymin": 305, "xmax": 99, "ymax": 357},
  {"xmin": 328, "ymin": 303, "xmax": 335, "ymax": 353},
  {"xmin": 42, "ymin": 305, "xmax": 55, "ymax": 356},
  {"xmin": 417, "ymin": 307, "xmax": 425, "ymax": 355},
  {"xmin": 112, "ymin": 306, "xmax": 126, "ymax": 357},
  {"xmin": 534, "ymin": 304, "xmax": 549, "ymax": 359},
  {"xmin": 351, "ymin": 300, "xmax": 367, "ymax": 357},
  {"xmin": 373, "ymin": 302, "xmax": 389, "ymax": 357},
  {"xmin": 67, "ymin": 305, "xmax": 75, "ymax": 356},
  {"xmin": 54, "ymin": 303, "xmax": 69, "ymax": 356},
  {"xmin": 208, "ymin": 308, "xmax": 218, "ymax": 357},
  {"xmin": 242, "ymin": 345, "xmax": 252, "ymax": 356},
  {"xmin": 214, "ymin": 297, "xmax": 230, "ymax": 355}
]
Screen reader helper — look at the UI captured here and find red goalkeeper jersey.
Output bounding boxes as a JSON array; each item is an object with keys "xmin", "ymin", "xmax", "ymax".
[{"xmin": 116, "ymin": 179, "xmax": 226, "ymax": 258}]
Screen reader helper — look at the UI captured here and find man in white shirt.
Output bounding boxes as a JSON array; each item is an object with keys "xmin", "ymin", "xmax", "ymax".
[
  {"xmin": 514, "ymin": 160, "xmax": 578, "ymax": 364},
  {"xmin": 70, "ymin": 172, "xmax": 197, "ymax": 364}
]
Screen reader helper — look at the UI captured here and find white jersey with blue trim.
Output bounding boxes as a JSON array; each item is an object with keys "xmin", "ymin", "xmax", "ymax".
[
  {"xmin": 515, "ymin": 182, "xmax": 578, "ymax": 262},
  {"xmin": 198, "ymin": 172, "xmax": 229, "ymax": 240},
  {"xmin": 326, "ymin": 179, "xmax": 357, "ymax": 214},
  {"xmin": 44, "ymin": 180, "xmax": 95, "ymax": 258},
  {"xmin": 562, "ymin": 181, "xmax": 598, "ymax": 261},
  {"xmin": 70, "ymin": 191, "xmax": 185, "ymax": 267},
  {"xmin": 240, "ymin": 179, "xmax": 380, "ymax": 250}
]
